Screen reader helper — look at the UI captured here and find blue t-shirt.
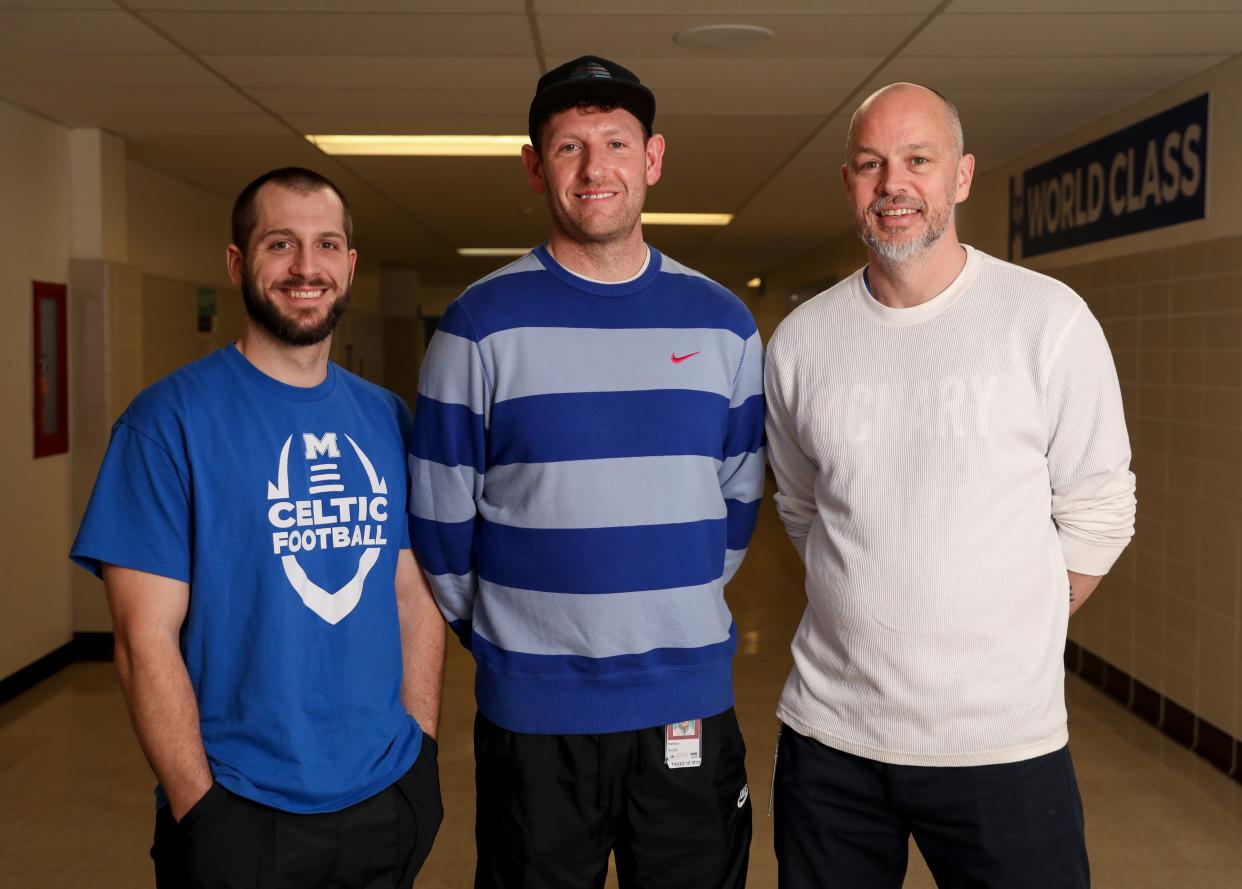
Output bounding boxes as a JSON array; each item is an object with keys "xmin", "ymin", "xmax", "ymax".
[{"xmin": 71, "ymin": 345, "xmax": 422, "ymax": 814}]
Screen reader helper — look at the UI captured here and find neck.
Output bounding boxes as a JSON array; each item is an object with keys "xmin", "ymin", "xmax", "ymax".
[
  {"xmin": 866, "ymin": 238, "xmax": 968, "ymax": 309},
  {"xmin": 235, "ymin": 323, "xmax": 332, "ymax": 387},
  {"xmin": 547, "ymin": 228, "xmax": 648, "ymax": 282}
]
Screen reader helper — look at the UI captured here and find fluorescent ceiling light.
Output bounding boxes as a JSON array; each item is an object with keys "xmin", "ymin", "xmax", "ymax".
[
  {"xmin": 307, "ymin": 134, "xmax": 529, "ymax": 156},
  {"xmin": 457, "ymin": 247, "xmax": 531, "ymax": 257},
  {"xmin": 641, "ymin": 212, "xmax": 733, "ymax": 226}
]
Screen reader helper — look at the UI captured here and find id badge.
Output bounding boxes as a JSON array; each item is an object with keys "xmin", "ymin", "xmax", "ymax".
[{"xmin": 664, "ymin": 719, "xmax": 703, "ymax": 769}]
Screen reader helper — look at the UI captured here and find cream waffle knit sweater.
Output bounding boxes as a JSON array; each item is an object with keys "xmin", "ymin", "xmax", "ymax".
[{"xmin": 765, "ymin": 246, "xmax": 1135, "ymax": 767}]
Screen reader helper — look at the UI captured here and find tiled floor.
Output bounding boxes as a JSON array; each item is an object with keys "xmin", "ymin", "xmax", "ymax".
[{"xmin": 3, "ymin": 496, "xmax": 1241, "ymax": 888}]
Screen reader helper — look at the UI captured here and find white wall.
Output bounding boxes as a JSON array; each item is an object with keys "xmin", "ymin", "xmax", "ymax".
[
  {"xmin": 127, "ymin": 161, "xmax": 233, "ymax": 290},
  {"xmin": 0, "ymin": 99, "xmax": 74, "ymax": 679}
]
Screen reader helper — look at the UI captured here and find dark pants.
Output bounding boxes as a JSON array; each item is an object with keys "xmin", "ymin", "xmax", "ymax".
[
  {"xmin": 774, "ymin": 726, "xmax": 1090, "ymax": 889},
  {"xmin": 152, "ymin": 737, "xmax": 442, "ymax": 889},
  {"xmin": 474, "ymin": 709, "xmax": 752, "ymax": 889}
]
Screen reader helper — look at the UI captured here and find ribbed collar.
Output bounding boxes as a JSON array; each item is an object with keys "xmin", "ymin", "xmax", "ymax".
[
  {"xmin": 532, "ymin": 243, "xmax": 662, "ymax": 297},
  {"xmin": 851, "ymin": 244, "xmax": 982, "ymax": 327}
]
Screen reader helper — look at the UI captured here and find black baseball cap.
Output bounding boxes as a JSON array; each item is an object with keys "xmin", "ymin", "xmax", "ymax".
[{"xmin": 528, "ymin": 55, "xmax": 656, "ymax": 145}]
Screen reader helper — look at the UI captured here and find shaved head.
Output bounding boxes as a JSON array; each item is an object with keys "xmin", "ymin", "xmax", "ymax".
[{"xmin": 848, "ymin": 83, "xmax": 964, "ymax": 160}]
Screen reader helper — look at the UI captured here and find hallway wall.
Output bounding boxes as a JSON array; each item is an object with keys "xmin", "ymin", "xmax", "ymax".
[
  {"xmin": 0, "ymin": 96, "xmax": 400, "ymax": 682},
  {"xmin": 955, "ymin": 55, "xmax": 1242, "ymax": 745},
  {"xmin": 0, "ymin": 100, "xmax": 74, "ymax": 680}
]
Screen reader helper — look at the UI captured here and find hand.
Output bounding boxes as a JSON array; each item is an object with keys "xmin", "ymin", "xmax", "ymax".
[{"xmin": 170, "ymin": 777, "xmax": 215, "ymax": 823}]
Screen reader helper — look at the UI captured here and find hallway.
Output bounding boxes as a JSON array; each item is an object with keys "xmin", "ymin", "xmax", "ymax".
[{"xmin": 1, "ymin": 491, "xmax": 1240, "ymax": 888}]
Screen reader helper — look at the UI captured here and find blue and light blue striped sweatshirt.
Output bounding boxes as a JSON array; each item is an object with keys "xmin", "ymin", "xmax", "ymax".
[{"xmin": 409, "ymin": 245, "xmax": 765, "ymax": 735}]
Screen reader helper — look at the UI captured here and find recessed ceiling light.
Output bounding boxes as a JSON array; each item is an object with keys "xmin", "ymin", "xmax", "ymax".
[
  {"xmin": 746, "ymin": 277, "xmax": 763, "ymax": 289},
  {"xmin": 642, "ymin": 212, "xmax": 733, "ymax": 226},
  {"xmin": 307, "ymin": 135, "xmax": 529, "ymax": 156},
  {"xmin": 457, "ymin": 247, "xmax": 532, "ymax": 257},
  {"xmin": 674, "ymin": 24, "xmax": 774, "ymax": 50}
]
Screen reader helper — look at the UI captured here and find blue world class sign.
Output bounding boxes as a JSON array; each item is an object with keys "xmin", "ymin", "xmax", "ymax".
[{"xmin": 1009, "ymin": 94, "xmax": 1208, "ymax": 260}]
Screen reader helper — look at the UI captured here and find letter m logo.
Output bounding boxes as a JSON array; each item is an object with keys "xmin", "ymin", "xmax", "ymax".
[{"xmin": 303, "ymin": 432, "xmax": 340, "ymax": 460}]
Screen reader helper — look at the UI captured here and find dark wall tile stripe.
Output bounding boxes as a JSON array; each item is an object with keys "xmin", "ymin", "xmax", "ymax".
[{"xmin": 1066, "ymin": 642, "xmax": 1240, "ymax": 785}]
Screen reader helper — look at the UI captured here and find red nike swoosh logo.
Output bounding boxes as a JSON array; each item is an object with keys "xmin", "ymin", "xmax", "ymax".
[{"xmin": 671, "ymin": 351, "xmax": 700, "ymax": 363}]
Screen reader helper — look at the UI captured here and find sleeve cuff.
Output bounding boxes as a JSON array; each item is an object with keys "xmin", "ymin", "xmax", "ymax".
[{"xmin": 1059, "ymin": 532, "xmax": 1125, "ymax": 576}]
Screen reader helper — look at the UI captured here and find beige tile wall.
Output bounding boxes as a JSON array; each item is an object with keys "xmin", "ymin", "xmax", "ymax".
[{"xmin": 1060, "ymin": 236, "xmax": 1242, "ymax": 740}]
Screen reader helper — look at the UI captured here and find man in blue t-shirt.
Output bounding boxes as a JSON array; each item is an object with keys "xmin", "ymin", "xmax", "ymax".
[
  {"xmin": 71, "ymin": 167, "xmax": 444, "ymax": 888},
  {"xmin": 410, "ymin": 57, "xmax": 764, "ymax": 888}
]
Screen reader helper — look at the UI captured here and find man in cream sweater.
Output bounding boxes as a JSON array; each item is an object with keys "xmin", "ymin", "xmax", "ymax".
[{"xmin": 764, "ymin": 83, "xmax": 1135, "ymax": 888}]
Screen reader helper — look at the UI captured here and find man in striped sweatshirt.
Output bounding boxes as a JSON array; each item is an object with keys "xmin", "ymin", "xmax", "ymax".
[
  {"xmin": 766, "ymin": 83, "xmax": 1135, "ymax": 888},
  {"xmin": 409, "ymin": 56, "xmax": 764, "ymax": 888}
]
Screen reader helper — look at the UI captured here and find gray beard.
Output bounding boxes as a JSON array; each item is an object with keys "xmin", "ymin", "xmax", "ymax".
[{"xmin": 862, "ymin": 217, "xmax": 949, "ymax": 265}]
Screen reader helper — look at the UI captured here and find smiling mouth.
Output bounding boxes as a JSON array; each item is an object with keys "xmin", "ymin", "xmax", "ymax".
[
  {"xmin": 879, "ymin": 208, "xmax": 919, "ymax": 217},
  {"xmin": 576, "ymin": 191, "xmax": 617, "ymax": 201},
  {"xmin": 283, "ymin": 289, "xmax": 326, "ymax": 300}
]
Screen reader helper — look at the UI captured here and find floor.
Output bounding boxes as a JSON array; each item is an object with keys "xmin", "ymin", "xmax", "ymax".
[{"xmin": 2, "ymin": 496, "xmax": 1241, "ymax": 888}]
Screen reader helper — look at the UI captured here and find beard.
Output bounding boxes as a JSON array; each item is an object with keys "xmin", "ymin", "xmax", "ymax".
[
  {"xmin": 548, "ymin": 183, "xmax": 645, "ymax": 248},
  {"xmin": 856, "ymin": 191, "xmax": 954, "ymax": 266},
  {"xmin": 240, "ymin": 266, "xmax": 350, "ymax": 347}
]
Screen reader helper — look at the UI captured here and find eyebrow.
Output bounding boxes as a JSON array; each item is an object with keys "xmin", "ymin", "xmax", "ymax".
[
  {"xmin": 550, "ymin": 124, "xmax": 632, "ymax": 141},
  {"xmin": 258, "ymin": 228, "xmax": 345, "ymax": 241},
  {"xmin": 853, "ymin": 142, "xmax": 937, "ymax": 156}
]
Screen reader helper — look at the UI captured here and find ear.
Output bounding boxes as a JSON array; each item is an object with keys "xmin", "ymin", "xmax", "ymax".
[
  {"xmin": 226, "ymin": 244, "xmax": 245, "ymax": 286},
  {"xmin": 521, "ymin": 144, "xmax": 547, "ymax": 195},
  {"xmin": 955, "ymin": 152, "xmax": 976, "ymax": 203},
  {"xmin": 644, "ymin": 133, "xmax": 666, "ymax": 187},
  {"xmin": 840, "ymin": 162, "xmax": 851, "ymax": 194},
  {"xmin": 347, "ymin": 248, "xmax": 358, "ymax": 286}
]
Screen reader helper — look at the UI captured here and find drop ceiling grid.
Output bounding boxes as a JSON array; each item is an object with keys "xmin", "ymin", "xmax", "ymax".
[
  {"xmin": 906, "ymin": 12, "xmax": 1242, "ymax": 56},
  {"xmin": 136, "ymin": 11, "xmax": 536, "ymax": 56},
  {"xmin": 0, "ymin": 1, "xmax": 1238, "ymax": 280},
  {"xmin": 0, "ymin": 8, "xmax": 174, "ymax": 52},
  {"xmin": 535, "ymin": 13, "xmax": 929, "ymax": 60},
  {"xmin": 201, "ymin": 55, "xmax": 541, "ymax": 90}
]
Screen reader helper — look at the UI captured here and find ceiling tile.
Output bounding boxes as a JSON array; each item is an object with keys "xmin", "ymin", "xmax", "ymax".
[
  {"xmin": 535, "ymin": 1, "xmax": 938, "ymax": 12},
  {"xmin": 625, "ymin": 56, "xmax": 884, "ymax": 91},
  {"xmin": 658, "ymin": 88, "xmax": 852, "ymax": 116},
  {"xmin": 948, "ymin": 1, "xmax": 1242, "ymax": 11},
  {"xmin": 96, "ymin": 111, "xmax": 287, "ymax": 135},
  {"xmin": 0, "ymin": 53, "xmax": 219, "ymax": 88},
  {"xmin": 0, "ymin": 9, "xmax": 173, "ymax": 52},
  {"xmin": 284, "ymin": 113, "xmax": 528, "ymax": 135},
  {"xmin": 141, "ymin": 11, "xmax": 533, "ymax": 56},
  {"xmin": 906, "ymin": 13, "xmax": 1242, "ymax": 56},
  {"xmin": 537, "ymin": 13, "xmax": 926, "ymax": 59},
  {"xmin": 948, "ymin": 88, "xmax": 1151, "ymax": 118},
  {"xmin": 250, "ymin": 87, "xmax": 532, "ymax": 116},
  {"xmin": 203, "ymin": 54, "xmax": 540, "ymax": 89},
  {"xmin": 0, "ymin": 0, "xmax": 115, "ymax": 7},
  {"xmin": 130, "ymin": 1, "xmax": 522, "ymax": 10},
  {"xmin": 874, "ymin": 54, "xmax": 1228, "ymax": 92},
  {"xmin": 0, "ymin": 85, "xmax": 257, "ymax": 119},
  {"xmin": 656, "ymin": 114, "xmax": 823, "ymax": 162}
]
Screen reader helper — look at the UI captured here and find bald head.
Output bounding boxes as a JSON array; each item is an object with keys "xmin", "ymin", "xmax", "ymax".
[{"xmin": 847, "ymin": 83, "xmax": 964, "ymax": 160}]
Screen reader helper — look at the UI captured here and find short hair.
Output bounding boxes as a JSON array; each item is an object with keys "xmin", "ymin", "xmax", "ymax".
[
  {"xmin": 231, "ymin": 167, "xmax": 353, "ymax": 251},
  {"xmin": 534, "ymin": 98, "xmax": 649, "ymax": 155},
  {"xmin": 847, "ymin": 83, "xmax": 965, "ymax": 158}
]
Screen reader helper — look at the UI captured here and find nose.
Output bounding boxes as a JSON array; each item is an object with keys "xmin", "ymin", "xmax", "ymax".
[
  {"xmin": 878, "ymin": 164, "xmax": 910, "ymax": 198},
  {"xmin": 579, "ymin": 144, "xmax": 605, "ymax": 181},
  {"xmin": 287, "ymin": 242, "xmax": 318, "ymax": 279}
]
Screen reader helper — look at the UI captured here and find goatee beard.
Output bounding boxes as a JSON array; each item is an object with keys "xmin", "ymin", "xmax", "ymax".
[
  {"xmin": 858, "ymin": 195, "xmax": 953, "ymax": 266},
  {"xmin": 241, "ymin": 269, "xmax": 349, "ymax": 347}
]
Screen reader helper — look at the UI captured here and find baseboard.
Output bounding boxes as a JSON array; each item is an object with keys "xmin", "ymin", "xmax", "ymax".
[
  {"xmin": 0, "ymin": 632, "xmax": 115, "ymax": 706},
  {"xmin": 1065, "ymin": 639, "xmax": 1240, "ymax": 785}
]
